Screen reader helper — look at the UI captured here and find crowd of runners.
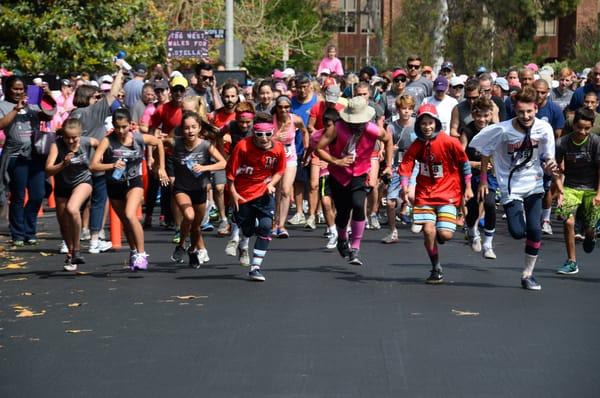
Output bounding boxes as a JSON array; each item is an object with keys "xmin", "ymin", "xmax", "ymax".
[{"xmin": 1, "ymin": 45, "xmax": 599, "ymax": 290}]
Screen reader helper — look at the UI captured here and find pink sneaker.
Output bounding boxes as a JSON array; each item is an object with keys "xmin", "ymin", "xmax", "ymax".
[{"xmin": 132, "ymin": 253, "xmax": 148, "ymax": 271}]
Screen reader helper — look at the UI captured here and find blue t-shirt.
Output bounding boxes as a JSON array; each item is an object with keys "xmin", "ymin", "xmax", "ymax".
[
  {"xmin": 291, "ymin": 94, "xmax": 317, "ymax": 157},
  {"xmin": 568, "ymin": 84, "xmax": 600, "ymax": 112},
  {"xmin": 536, "ymin": 99, "xmax": 565, "ymax": 132}
]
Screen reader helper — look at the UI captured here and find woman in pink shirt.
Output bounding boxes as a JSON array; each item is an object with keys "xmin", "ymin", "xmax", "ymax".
[{"xmin": 317, "ymin": 45, "xmax": 344, "ymax": 77}]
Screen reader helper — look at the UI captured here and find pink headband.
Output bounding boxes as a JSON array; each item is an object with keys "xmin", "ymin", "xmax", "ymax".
[
  {"xmin": 237, "ymin": 111, "xmax": 255, "ymax": 120},
  {"xmin": 254, "ymin": 123, "xmax": 274, "ymax": 132}
]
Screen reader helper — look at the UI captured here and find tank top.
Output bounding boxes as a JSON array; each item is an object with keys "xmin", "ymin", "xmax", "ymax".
[
  {"xmin": 328, "ymin": 121, "xmax": 380, "ymax": 186},
  {"xmin": 172, "ymin": 137, "xmax": 212, "ymax": 191},
  {"xmin": 103, "ymin": 132, "xmax": 145, "ymax": 182},
  {"xmin": 458, "ymin": 100, "xmax": 474, "ymax": 133},
  {"xmin": 55, "ymin": 136, "xmax": 93, "ymax": 187},
  {"xmin": 273, "ymin": 113, "xmax": 297, "ymax": 160}
]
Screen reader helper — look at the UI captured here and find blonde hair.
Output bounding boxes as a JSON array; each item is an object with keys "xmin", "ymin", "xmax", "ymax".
[{"xmin": 182, "ymin": 95, "xmax": 208, "ymax": 120}]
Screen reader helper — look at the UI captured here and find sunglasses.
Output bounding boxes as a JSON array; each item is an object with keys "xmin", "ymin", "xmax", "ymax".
[
  {"xmin": 394, "ymin": 77, "xmax": 407, "ymax": 83},
  {"xmin": 407, "ymin": 64, "xmax": 421, "ymax": 69},
  {"xmin": 93, "ymin": 94, "xmax": 103, "ymax": 99},
  {"xmin": 254, "ymin": 130, "xmax": 273, "ymax": 138},
  {"xmin": 201, "ymin": 76, "xmax": 214, "ymax": 81}
]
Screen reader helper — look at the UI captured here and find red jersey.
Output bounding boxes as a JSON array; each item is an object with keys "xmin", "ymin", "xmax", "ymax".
[
  {"xmin": 309, "ymin": 101, "xmax": 345, "ymax": 130},
  {"xmin": 398, "ymin": 133, "xmax": 468, "ymax": 206},
  {"xmin": 226, "ymin": 137, "xmax": 286, "ymax": 203},
  {"xmin": 211, "ymin": 108, "xmax": 237, "ymax": 129},
  {"xmin": 149, "ymin": 101, "xmax": 182, "ymax": 135}
]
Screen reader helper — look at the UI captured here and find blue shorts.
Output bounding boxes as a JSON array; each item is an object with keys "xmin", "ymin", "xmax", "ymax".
[{"xmin": 413, "ymin": 204, "xmax": 458, "ymax": 232}]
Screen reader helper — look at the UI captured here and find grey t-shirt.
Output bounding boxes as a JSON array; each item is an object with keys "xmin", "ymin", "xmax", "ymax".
[
  {"xmin": 406, "ymin": 77, "xmax": 433, "ymax": 109},
  {"xmin": 55, "ymin": 136, "xmax": 93, "ymax": 187},
  {"xmin": 172, "ymin": 137, "xmax": 212, "ymax": 191},
  {"xmin": 550, "ymin": 87, "xmax": 574, "ymax": 112},
  {"xmin": 388, "ymin": 119, "xmax": 416, "ymax": 167},
  {"xmin": 103, "ymin": 132, "xmax": 145, "ymax": 182},
  {"xmin": 124, "ymin": 79, "xmax": 144, "ymax": 109},
  {"xmin": 130, "ymin": 99, "xmax": 148, "ymax": 124},
  {"xmin": 70, "ymin": 98, "xmax": 111, "ymax": 141},
  {"xmin": 0, "ymin": 101, "xmax": 51, "ymax": 158},
  {"xmin": 556, "ymin": 133, "xmax": 600, "ymax": 190}
]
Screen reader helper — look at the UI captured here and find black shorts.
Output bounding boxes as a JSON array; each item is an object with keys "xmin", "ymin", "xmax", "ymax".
[
  {"xmin": 234, "ymin": 194, "xmax": 275, "ymax": 236},
  {"xmin": 294, "ymin": 159, "xmax": 309, "ymax": 183},
  {"xmin": 319, "ymin": 175, "xmax": 332, "ymax": 197},
  {"xmin": 173, "ymin": 188, "xmax": 207, "ymax": 205},
  {"xmin": 107, "ymin": 176, "xmax": 144, "ymax": 200},
  {"xmin": 54, "ymin": 179, "xmax": 92, "ymax": 199}
]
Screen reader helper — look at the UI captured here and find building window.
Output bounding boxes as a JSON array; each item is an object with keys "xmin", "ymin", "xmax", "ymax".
[
  {"xmin": 536, "ymin": 17, "xmax": 557, "ymax": 36},
  {"xmin": 360, "ymin": 0, "xmax": 381, "ymax": 34},
  {"xmin": 338, "ymin": 0, "xmax": 357, "ymax": 33},
  {"xmin": 341, "ymin": 56, "xmax": 356, "ymax": 72}
]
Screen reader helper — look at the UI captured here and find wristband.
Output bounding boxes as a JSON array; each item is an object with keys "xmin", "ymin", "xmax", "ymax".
[{"xmin": 464, "ymin": 174, "xmax": 472, "ymax": 185}]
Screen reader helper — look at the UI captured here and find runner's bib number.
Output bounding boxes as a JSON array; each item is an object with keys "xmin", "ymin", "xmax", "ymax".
[{"xmin": 420, "ymin": 163, "xmax": 443, "ymax": 178}]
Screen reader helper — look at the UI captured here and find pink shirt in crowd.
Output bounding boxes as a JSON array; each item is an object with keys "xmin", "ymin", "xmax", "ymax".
[{"xmin": 317, "ymin": 57, "xmax": 344, "ymax": 76}]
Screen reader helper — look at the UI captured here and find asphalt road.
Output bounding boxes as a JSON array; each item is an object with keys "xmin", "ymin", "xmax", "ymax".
[{"xmin": 1, "ymin": 212, "xmax": 599, "ymax": 398}]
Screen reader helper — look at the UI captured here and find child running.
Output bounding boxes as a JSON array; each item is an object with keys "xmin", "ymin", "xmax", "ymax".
[
  {"xmin": 165, "ymin": 111, "xmax": 227, "ymax": 267},
  {"xmin": 470, "ymin": 86, "xmax": 557, "ymax": 291},
  {"xmin": 226, "ymin": 112, "xmax": 286, "ymax": 281},
  {"xmin": 399, "ymin": 104, "xmax": 473, "ymax": 284},
  {"xmin": 45, "ymin": 118, "xmax": 98, "ymax": 271},
  {"xmin": 554, "ymin": 107, "xmax": 600, "ymax": 275},
  {"xmin": 90, "ymin": 108, "xmax": 168, "ymax": 270}
]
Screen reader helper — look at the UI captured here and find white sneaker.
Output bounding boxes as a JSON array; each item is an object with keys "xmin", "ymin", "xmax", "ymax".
[
  {"xmin": 326, "ymin": 234, "xmax": 338, "ymax": 249},
  {"xmin": 225, "ymin": 239, "xmax": 239, "ymax": 256},
  {"xmin": 541, "ymin": 221, "xmax": 553, "ymax": 235},
  {"xmin": 369, "ymin": 214, "xmax": 381, "ymax": 230},
  {"xmin": 98, "ymin": 229, "xmax": 106, "ymax": 240},
  {"xmin": 471, "ymin": 236, "xmax": 482, "ymax": 253},
  {"xmin": 483, "ymin": 247, "xmax": 497, "ymax": 259},
  {"xmin": 80, "ymin": 228, "xmax": 91, "ymax": 241},
  {"xmin": 63, "ymin": 262, "xmax": 77, "ymax": 272},
  {"xmin": 198, "ymin": 248, "xmax": 210, "ymax": 263},
  {"xmin": 316, "ymin": 212, "xmax": 326, "ymax": 224},
  {"xmin": 411, "ymin": 224, "xmax": 423, "ymax": 234},
  {"xmin": 59, "ymin": 240, "xmax": 68, "ymax": 254},
  {"xmin": 305, "ymin": 215, "xmax": 317, "ymax": 230},
  {"xmin": 288, "ymin": 212, "xmax": 306, "ymax": 225},
  {"xmin": 239, "ymin": 247, "xmax": 250, "ymax": 267},
  {"xmin": 89, "ymin": 239, "xmax": 112, "ymax": 254}
]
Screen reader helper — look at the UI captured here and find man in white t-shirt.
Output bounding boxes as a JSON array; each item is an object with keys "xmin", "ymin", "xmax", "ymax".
[
  {"xmin": 422, "ymin": 76, "xmax": 458, "ymax": 134},
  {"xmin": 469, "ymin": 86, "xmax": 558, "ymax": 291}
]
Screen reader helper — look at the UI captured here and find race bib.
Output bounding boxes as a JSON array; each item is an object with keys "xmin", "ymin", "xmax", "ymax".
[
  {"xmin": 420, "ymin": 163, "xmax": 443, "ymax": 178},
  {"xmin": 284, "ymin": 144, "xmax": 293, "ymax": 157}
]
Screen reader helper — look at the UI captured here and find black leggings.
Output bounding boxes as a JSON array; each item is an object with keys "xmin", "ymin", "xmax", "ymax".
[
  {"xmin": 465, "ymin": 189, "xmax": 496, "ymax": 231},
  {"xmin": 330, "ymin": 174, "xmax": 368, "ymax": 228},
  {"xmin": 503, "ymin": 193, "xmax": 543, "ymax": 255}
]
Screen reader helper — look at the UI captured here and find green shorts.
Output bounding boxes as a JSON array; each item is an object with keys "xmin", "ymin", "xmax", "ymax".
[{"xmin": 556, "ymin": 187, "xmax": 600, "ymax": 228}]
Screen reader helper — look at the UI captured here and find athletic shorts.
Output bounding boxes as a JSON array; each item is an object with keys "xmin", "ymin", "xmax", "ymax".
[
  {"xmin": 173, "ymin": 188, "xmax": 208, "ymax": 205},
  {"xmin": 387, "ymin": 171, "xmax": 401, "ymax": 200},
  {"xmin": 319, "ymin": 175, "xmax": 332, "ymax": 197},
  {"xmin": 235, "ymin": 194, "xmax": 275, "ymax": 237},
  {"xmin": 413, "ymin": 204, "xmax": 458, "ymax": 232},
  {"xmin": 295, "ymin": 160, "xmax": 309, "ymax": 183},
  {"xmin": 556, "ymin": 187, "xmax": 600, "ymax": 229},
  {"xmin": 107, "ymin": 176, "xmax": 143, "ymax": 201},
  {"xmin": 54, "ymin": 179, "xmax": 92, "ymax": 199},
  {"xmin": 210, "ymin": 169, "xmax": 227, "ymax": 186}
]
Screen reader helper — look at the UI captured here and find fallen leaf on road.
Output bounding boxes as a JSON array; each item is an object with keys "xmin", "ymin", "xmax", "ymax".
[
  {"xmin": 4, "ymin": 277, "xmax": 28, "ymax": 282},
  {"xmin": 173, "ymin": 295, "xmax": 207, "ymax": 300},
  {"xmin": 65, "ymin": 329, "xmax": 92, "ymax": 334},
  {"xmin": 0, "ymin": 262, "xmax": 27, "ymax": 270},
  {"xmin": 76, "ymin": 271, "xmax": 89, "ymax": 275},
  {"xmin": 20, "ymin": 292, "xmax": 33, "ymax": 296},
  {"xmin": 67, "ymin": 303, "xmax": 83, "ymax": 307},
  {"xmin": 40, "ymin": 252, "xmax": 54, "ymax": 257},
  {"xmin": 452, "ymin": 309, "xmax": 480, "ymax": 317},
  {"xmin": 13, "ymin": 305, "xmax": 46, "ymax": 318}
]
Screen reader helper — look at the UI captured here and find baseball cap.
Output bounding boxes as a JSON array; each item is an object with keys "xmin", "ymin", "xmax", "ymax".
[
  {"xmin": 319, "ymin": 68, "xmax": 331, "ymax": 76},
  {"xmin": 449, "ymin": 76, "xmax": 464, "ymax": 87},
  {"xmin": 493, "ymin": 77, "xmax": 509, "ymax": 91},
  {"xmin": 99, "ymin": 74, "xmax": 113, "ymax": 84},
  {"xmin": 272, "ymin": 69, "xmax": 285, "ymax": 79},
  {"xmin": 433, "ymin": 76, "xmax": 449, "ymax": 91},
  {"xmin": 476, "ymin": 66, "xmax": 488, "ymax": 75},
  {"xmin": 170, "ymin": 75, "xmax": 188, "ymax": 89},
  {"xmin": 441, "ymin": 61, "xmax": 454, "ymax": 71},
  {"xmin": 526, "ymin": 63, "xmax": 539, "ymax": 72},
  {"xmin": 422, "ymin": 66, "xmax": 433, "ymax": 73},
  {"xmin": 282, "ymin": 68, "xmax": 296, "ymax": 78},
  {"xmin": 392, "ymin": 68, "xmax": 408, "ymax": 79},
  {"xmin": 61, "ymin": 79, "xmax": 72, "ymax": 87},
  {"xmin": 324, "ymin": 85, "xmax": 341, "ymax": 103},
  {"xmin": 154, "ymin": 80, "xmax": 169, "ymax": 90},
  {"xmin": 100, "ymin": 83, "xmax": 111, "ymax": 91},
  {"xmin": 134, "ymin": 64, "xmax": 147, "ymax": 75}
]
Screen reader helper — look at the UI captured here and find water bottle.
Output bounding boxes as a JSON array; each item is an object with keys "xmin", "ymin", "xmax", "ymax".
[
  {"xmin": 185, "ymin": 157, "xmax": 202, "ymax": 177},
  {"xmin": 112, "ymin": 159, "xmax": 127, "ymax": 180},
  {"xmin": 114, "ymin": 50, "xmax": 132, "ymax": 72}
]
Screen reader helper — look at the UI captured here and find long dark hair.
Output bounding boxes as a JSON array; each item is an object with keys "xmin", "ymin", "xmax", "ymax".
[{"xmin": 73, "ymin": 85, "xmax": 100, "ymax": 108}]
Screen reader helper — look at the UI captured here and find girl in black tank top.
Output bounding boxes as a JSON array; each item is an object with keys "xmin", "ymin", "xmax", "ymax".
[
  {"xmin": 163, "ymin": 111, "xmax": 227, "ymax": 267},
  {"xmin": 90, "ymin": 108, "xmax": 168, "ymax": 271},
  {"xmin": 45, "ymin": 118, "xmax": 99, "ymax": 271}
]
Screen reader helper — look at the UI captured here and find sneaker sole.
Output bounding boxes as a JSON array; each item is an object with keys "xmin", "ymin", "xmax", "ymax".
[
  {"xmin": 381, "ymin": 239, "xmax": 399, "ymax": 244},
  {"xmin": 425, "ymin": 279, "xmax": 444, "ymax": 285},
  {"xmin": 348, "ymin": 259, "xmax": 363, "ymax": 266},
  {"xmin": 248, "ymin": 276, "xmax": 266, "ymax": 281},
  {"xmin": 556, "ymin": 269, "xmax": 579, "ymax": 275}
]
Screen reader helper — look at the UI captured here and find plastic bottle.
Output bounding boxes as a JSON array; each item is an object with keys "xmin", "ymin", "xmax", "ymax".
[
  {"xmin": 186, "ymin": 157, "xmax": 202, "ymax": 177},
  {"xmin": 112, "ymin": 159, "xmax": 127, "ymax": 180},
  {"xmin": 114, "ymin": 51, "xmax": 132, "ymax": 72}
]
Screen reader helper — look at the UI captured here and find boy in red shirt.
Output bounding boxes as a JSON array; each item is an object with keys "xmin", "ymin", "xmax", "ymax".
[
  {"xmin": 399, "ymin": 104, "xmax": 473, "ymax": 284},
  {"xmin": 226, "ymin": 113, "xmax": 286, "ymax": 281}
]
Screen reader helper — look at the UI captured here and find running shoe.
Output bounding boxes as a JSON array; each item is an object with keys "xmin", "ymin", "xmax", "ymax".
[
  {"xmin": 248, "ymin": 268, "xmax": 266, "ymax": 281},
  {"xmin": 348, "ymin": 249, "xmax": 363, "ymax": 266},
  {"xmin": 209, "ymin": 206, "xmax": 219, "ymax": 221},
  {"xmin": 171, "ymin": 245, "xmax": 186, "ymax": 263},
  {"xmin": 172, "ymin": 230, "xmax": 181, "ymax": 244},
  {"xmin": 483, "ymin": 247, "xmax": 497, "ymax": 259},
  {"xmin": 541, "ymin": 221, "xmax": 553, "ymax": 235},
  {"xmin": 381, "ymin": 230, "xmax": 399, "ymax": 244},
  {"xmin": 317, "ymin": 212, "xmax": 326, "ymax": 224},
  {"xmin": 24, "ymin": 239, "xmax": 38, "ymax": 246},
  {"xmin": 323, "ymin": 230, "xmax": 333, "ymax": 238},
  {"xmin": 411, "ymin": 224, "xmax": 423, "ymax": 234},
  {"xmin": 288, "ymin": 212, "xmax": 306, "ymax": 225},
  {"xmin": 426, "ymin": 268, "xmax": 444, "ymax": 284},
  {"xmin": 583, "ymin": 235, "xmax": 596, "ymax": 253},
  {"xmin": 131, "ymin": 253, "xmax": 149, "ymax": 271},
  {"xmin": 521, "ymin": 276, "xmax": 541, "ymax": 290},
  {"xmin": 368, "ymin": 214, "xmax": 381, "ymax": 230},
  {"xmin": 276, "ymin": 228, "xmax": 290, "ymax": 239},
  {"xmin": 128, "ymin": 250, "xmax": 137, "ymax": 269},
  {"xmin": 188, "ymin": 249, "xmax": 200, "ymax": 268},
  {"xmin": 225, "ymin": 239, "xmax": 239, "ymax": 257},
  {"xmin": 217, "ymin": 220, "xmax": 230, "ymax": 236},
  {"xmin": 71, "ymin": 251, "xmax": 86, "ymax": 265},
  {"xmin": 557, "ymin": 260, "xmax": 579, "ymax": 275},
  {"xmin": 89, "ymin": 240, "xmax": 112, "ymax": 254},
  {"xmin": 399, "ymin": 213, "xmax": 412, "ymax": 225},
  {"xmin": 80, "ymin": 228, "xmax": 91, "ymax": 241},
  {"xmin": 336, "ymin": 239, "xmax": 350, "ymax": 258},
  {"xmin": 198, "ymin": 248, "xmax": 210, "ymax": 264},
  {"xmin": 59, "ymin": 240, "xmax": 68, "ymax": 254},
  {"xmin": 63, "ymin": 255, "xmax": 77, "ymax": 272},
  {"xmin": 239, "ymin": 247, "xmax": 251, "ymax": 267},
  {"xmin": 326, "ymin": 234, "xmax": 338, "ymax": 250},
  {"xmin": 575, "ymin": 233, "xmax": 584, "ymax": 241},
  {"xmin": 12, "ymin": 240, "xmax": 24, "ymax": 247},
  {"xmin": 201, "ymin": 222, "xmax": 214, "ymax": 232},
  {"xmin": 305, "ymin": 215, "xmax": 317, "ymax": 230},
  {"xmin": 470, "ymin": 236, "xmax": 482, "ymax": 253}
]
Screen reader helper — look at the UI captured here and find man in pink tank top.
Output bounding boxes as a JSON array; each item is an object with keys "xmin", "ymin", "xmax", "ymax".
[{"xmin": 316, "ymin": 97, "xmax": 393, "ymax": 266}]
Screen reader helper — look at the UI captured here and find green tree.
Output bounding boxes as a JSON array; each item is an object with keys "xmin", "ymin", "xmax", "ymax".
[{"xmin": 0, "ymin": 0, "xmax": 167, "ymax": 75}]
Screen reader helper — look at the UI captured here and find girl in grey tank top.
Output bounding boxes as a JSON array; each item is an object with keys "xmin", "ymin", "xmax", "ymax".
[{"xmin": 45, "ymin": 118, "xmax": 99, "ymax": 271}]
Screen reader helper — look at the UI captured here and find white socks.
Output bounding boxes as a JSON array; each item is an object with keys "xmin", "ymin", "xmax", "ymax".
[{"xmin": 522, "ymin": 254, "xmax": 538, "ymax": 278}]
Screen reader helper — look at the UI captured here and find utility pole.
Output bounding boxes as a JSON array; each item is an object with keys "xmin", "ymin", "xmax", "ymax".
[{"xmin": 225, "ymin": 0, "xmax": 234, "ymax": 70}]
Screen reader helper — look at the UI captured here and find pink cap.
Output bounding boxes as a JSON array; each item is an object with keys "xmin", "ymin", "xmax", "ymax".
[
  {"xmin": 526, "ymin": 63, "xmax": 539, "ymax": 72},
  {"xmin": 100, "ymin": 83, "xmax": 111, "ymax": 91},
  {"xmin": 272, "ymin": 69, "xmax": 285, "ymax": 79}
]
